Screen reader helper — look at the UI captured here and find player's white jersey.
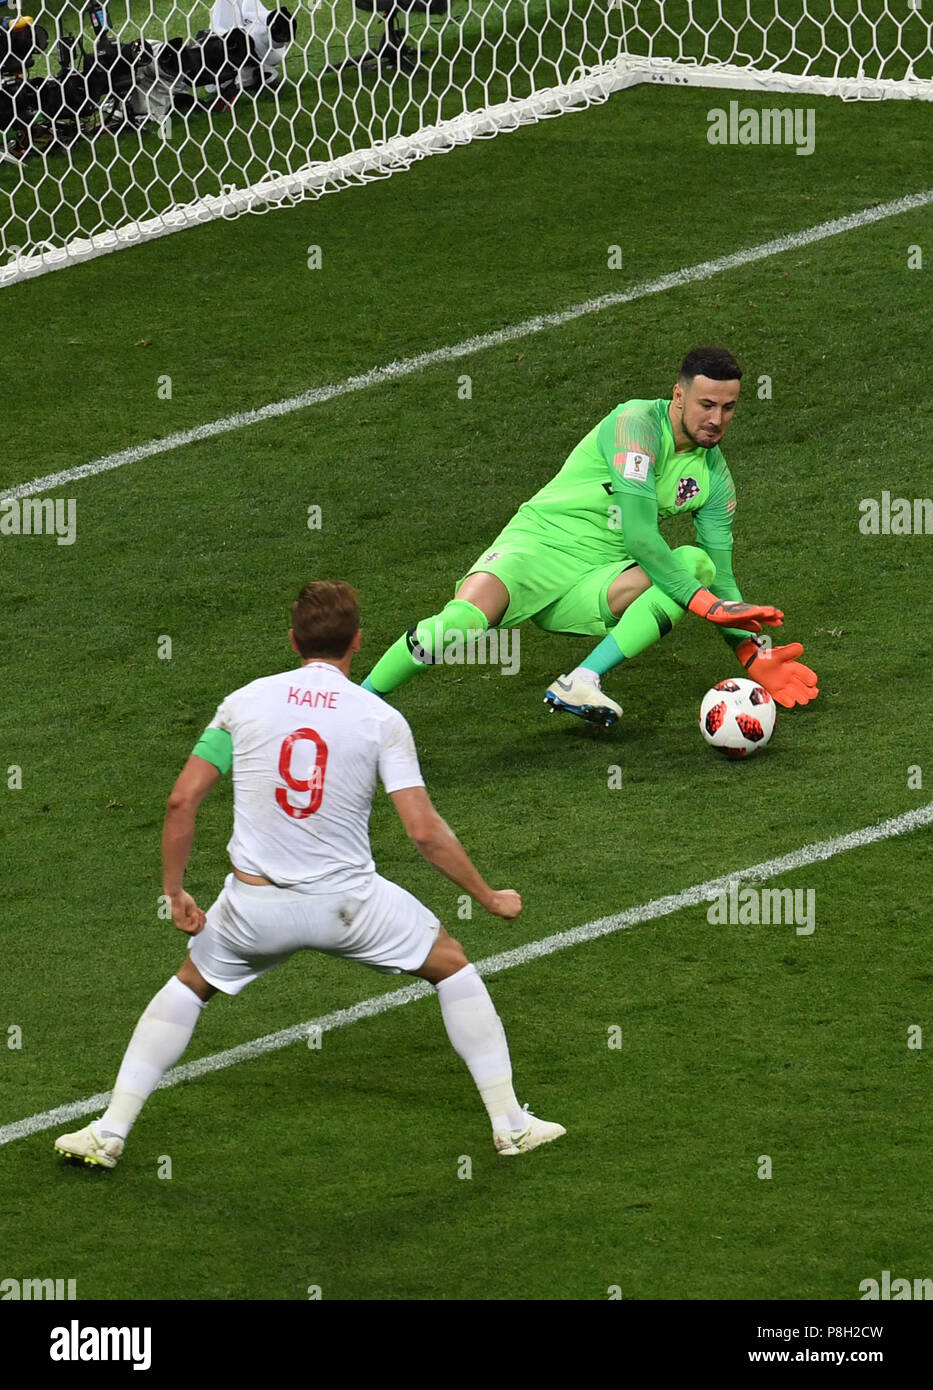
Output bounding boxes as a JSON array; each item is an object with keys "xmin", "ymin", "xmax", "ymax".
[{"xmin": 207, "ymin": 662, "xmax": 424, "ymax": 890}]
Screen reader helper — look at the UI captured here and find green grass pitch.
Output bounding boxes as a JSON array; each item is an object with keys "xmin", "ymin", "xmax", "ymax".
[{"xmin": 0, "ymin": 73, "xmax": 931, "ymax": 1302}]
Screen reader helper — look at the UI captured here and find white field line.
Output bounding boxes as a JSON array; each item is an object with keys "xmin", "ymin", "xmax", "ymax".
[
  {"xmin": 2, "ymin": 186, "xmax": 932, "ymax": 505},
  {"xmin": 3, "ymin": 801, "xmax": 930, "ymax": 1149}
]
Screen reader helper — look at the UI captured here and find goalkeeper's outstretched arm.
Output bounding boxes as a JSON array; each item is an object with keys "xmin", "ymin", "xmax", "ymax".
[{"xmin": 613, "ymin": 488, "xmax": 782, "ymax": 630}]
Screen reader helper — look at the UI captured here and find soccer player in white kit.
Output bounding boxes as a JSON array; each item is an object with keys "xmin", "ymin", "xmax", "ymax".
[{"xmin": 56, "ymin": 581, "xmax": 564, "ymax": 1168}]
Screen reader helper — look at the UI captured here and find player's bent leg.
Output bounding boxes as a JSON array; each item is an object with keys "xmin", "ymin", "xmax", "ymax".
[
  {"xmin": 605, "ymin": 563, "xmax": 653, "ymax": 619},
  {"xmin": 177, "ymin": 954, "xmax": 219, "ymax": 1002},
  {"xmin": 411, "ymin": 929, "xmax": 565, "ymax": 1156},
  {"xmin": 454, "ymin": 570, "xmax": 510, "ymax": 626},
  {"xmin": 546, "ymin": 546, "xmax": 717, "ymax": 728},
  {"xmin": 362, "ymin": 596, "xmax": 494, "ymax": 697},
  {"xmin": 539, "ymin": 563, "xmax": 647, "ymax": 729},
  {"xmin": 409, "ymin": 924, "xmax": 469, "ymax": 982},
  {"xmin": 602, "ymin": 544, "xmax": 715, "ymax": 658}
]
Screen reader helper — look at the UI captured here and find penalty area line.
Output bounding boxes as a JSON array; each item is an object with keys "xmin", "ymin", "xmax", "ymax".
[
  {"xmin": 1, "ymin": 800, "xmax": 930, "ymax": 1148},
  {"xmin": 2, "ymin": 186, "xmax": 932, "ymax": 504}
]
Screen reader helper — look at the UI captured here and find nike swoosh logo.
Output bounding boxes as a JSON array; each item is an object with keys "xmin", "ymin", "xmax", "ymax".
[{"xmin": 555, "ymin": 678, "xmax": 573, "ymax": 691}]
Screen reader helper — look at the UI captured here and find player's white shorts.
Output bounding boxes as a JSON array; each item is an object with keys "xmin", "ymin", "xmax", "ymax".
[{"xmin": 189, "ymin": 872, "xmax": 441, "ymax": 995}]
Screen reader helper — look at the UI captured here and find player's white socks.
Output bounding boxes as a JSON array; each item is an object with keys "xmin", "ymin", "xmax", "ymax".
[
  {"xmin": 98, "ymin": 976, "xmax": 207, "ymax": 1141},
  {"xmin": 435, "ymin": 963, "xmax": 525, "ymax": 1133}
]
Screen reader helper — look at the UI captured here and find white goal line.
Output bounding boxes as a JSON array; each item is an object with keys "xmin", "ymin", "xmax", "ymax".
[
  {"xmin": 2, "ymin": 801, "xmax": 930, "ymax": 1149},
  {"xmin": 1, "ymin": 185, "xmax": 931, "ymax": 506}
]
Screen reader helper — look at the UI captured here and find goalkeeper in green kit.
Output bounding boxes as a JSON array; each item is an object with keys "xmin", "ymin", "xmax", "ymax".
[{"xmin": 362, "ymin": 347, "xmax": 819, "ymax": 726}]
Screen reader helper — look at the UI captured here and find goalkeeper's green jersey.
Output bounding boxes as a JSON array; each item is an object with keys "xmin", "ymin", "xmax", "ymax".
[{"xmin": 510, "ymin": 397, "xmax": 743, "ymax": 611}]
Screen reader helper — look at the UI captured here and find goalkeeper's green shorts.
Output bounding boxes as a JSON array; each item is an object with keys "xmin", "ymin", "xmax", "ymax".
[{"xmin": 458, "ymin": 528, "xmax": 636, "ymax": 637}]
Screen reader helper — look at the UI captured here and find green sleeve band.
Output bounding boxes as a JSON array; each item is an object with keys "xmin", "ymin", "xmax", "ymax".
[{"xmin": 191, "ymin": 726, "xmax": 233, "ymax": 775}]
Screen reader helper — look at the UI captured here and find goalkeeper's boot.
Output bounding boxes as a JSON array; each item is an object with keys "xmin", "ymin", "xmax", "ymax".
[
  {"xmin": 495, "ymin": 1105, "xmax": 566, "ymax": 1156},
  {"xmin": 54, "ymin": 1121, "xmax": 123, "ymax": 1169},
  {"xmin": 544, "ymin": 670, "xmax": 622, "ymax": 729}
]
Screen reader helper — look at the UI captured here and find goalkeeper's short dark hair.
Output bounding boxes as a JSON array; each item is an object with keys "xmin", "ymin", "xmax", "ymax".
[{"xmin": 679, "ymin": 346, "xmax": 742, "ymax": 384}]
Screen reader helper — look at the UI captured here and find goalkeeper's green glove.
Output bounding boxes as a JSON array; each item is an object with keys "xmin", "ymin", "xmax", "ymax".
[
  {"xmin": 737, "ymin": 638, "xmax": 819, "ymax": 708},
  {"xmin": 687, "ymin": 588, "xmax": 784, "ymax": 633}
]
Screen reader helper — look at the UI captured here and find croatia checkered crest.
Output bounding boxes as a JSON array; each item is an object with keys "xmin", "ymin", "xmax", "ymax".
[{"xmin": 699, "ymin": 677, "xmax": 776, "ymax": 758}]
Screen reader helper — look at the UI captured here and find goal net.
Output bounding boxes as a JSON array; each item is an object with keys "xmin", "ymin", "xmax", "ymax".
[{"xmin": 1, "ymin": 1, "xmax": 930, "ymax": 287}]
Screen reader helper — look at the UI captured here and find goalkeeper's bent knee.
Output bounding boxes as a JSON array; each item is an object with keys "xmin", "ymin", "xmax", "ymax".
[
  {"xmin": 601, "ymin": 547, "xmax": 717, "ymax": 662},
  {"xmin": 672, "ymin": 544, "xmax": 716, "ymax": 588}
]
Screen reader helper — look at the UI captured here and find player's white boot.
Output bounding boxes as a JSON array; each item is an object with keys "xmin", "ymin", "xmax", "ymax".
[
  {"xmin": 54, "ymin": 1121, "xmax": 124, "ymax": 1170},
  {"xmin": 494, "ymin": 1106, "xmax": 566, "ymax": 1156},
  {"xmin": 544, "ymin": 669, "xmax": 622, "ymax": 729}
]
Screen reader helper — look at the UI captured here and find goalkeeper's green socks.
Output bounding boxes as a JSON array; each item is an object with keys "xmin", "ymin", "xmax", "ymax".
[
  {"xmin": 576, "ymin": 545, "xmax": 715, "ymax": 677},
  {"xmin": 576, "ymin": 586, "xmax": 684, "ymax": 674},
  {"xmin": 360, "ymin": 635, "xmax": 419, "ymax": 694},
  {"xmin": 362, "ymin": 599, "xmax": 489, "ymax": 695}
]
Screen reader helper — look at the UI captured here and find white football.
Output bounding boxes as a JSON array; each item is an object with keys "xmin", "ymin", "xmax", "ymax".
[{"xmin": 699, "ymin": 677, "xmax": 776, "ymax": 758}]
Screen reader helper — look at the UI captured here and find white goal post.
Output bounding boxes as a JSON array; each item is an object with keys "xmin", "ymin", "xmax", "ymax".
[{"xmin": 0, "ymin": 1, "xmax": 930, "ymax": 288}]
